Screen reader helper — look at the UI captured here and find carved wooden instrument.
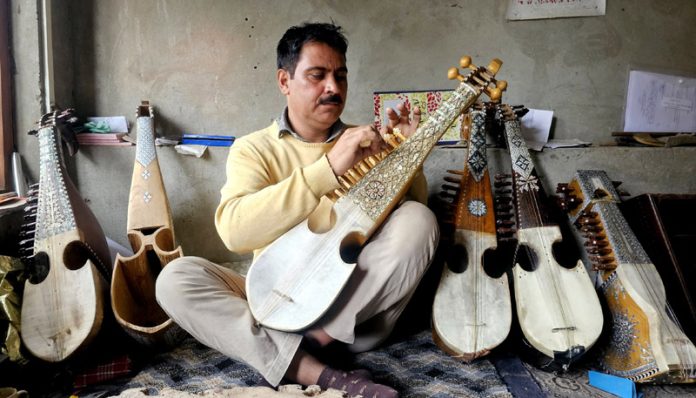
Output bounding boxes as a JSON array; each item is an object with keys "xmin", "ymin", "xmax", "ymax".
[
  {"xmin": 111, "ymin": 101, "xmax": 185, "ymax": 346},
  {"xmin": 21, "ymin": 109, "xmax": 111, "ymax": 362},
  {"xmin": 432, "ymin": 102, "xmax": 512, "ymax": 361},
  {"xmin": 499, "ymin": 104, "xmax": 603, "ymax": 369},
  {"xmin": 247, "ymin": 56, "xmax": 504, "ymax": 331},
  {"xmin": 557, "ymin": 170, "xmax": 696, "ymax": 383}
]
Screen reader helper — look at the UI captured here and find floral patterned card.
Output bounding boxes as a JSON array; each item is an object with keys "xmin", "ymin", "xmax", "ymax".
[{"xmin": 373, "ymin": 90, "xmax": 465, "ymax": 144}]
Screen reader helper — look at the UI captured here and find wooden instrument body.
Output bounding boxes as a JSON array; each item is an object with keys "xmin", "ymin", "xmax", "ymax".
[
  {"xmin": 512, "ymin": 227, "xmax": 602, "ymax": 358},
  {"xmin": 21, "ymin": 120, "xmax": 111, "ymax": 362},
  {"xmin": 246, "ymin": 198, "xmax": 369, "ymax": 331},
  {"xmin": 432, "ymin": 108, "xmax": 511, "ymax": 360},
  {"xmin": 111, "ymin": 102, "xmax": 185, "ymax": 346},
  {"xmin": 502, "ymin": 110, "xmax": 602, "ymax": 367},
  {"xmin": 563, "ymin": 170, "xmax": 696, "ymax": 383},
  {"xmin": 247, "ymin": 59, "xmax": 502, "ymax": 331}
]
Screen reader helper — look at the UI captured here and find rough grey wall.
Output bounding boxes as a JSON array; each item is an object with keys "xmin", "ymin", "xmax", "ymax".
[{"xmin": 11, "ymin": 0, "xmax": 696, "ymax": 264}]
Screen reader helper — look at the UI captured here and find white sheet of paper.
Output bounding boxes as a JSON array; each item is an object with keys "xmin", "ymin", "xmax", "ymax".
[
  {"xmin": 87, "ymin": 116, "xmax": 129, "ymax": 133},
  {"xmin": 624, "ymin": 70, "xmax": 696, "ymax": 133},
  {"xmin": 506, "ymin": 0, "xmax": 606, "ymax": 20},
  {"xmin": 545, "ymin": 138, "xmax": 591, "ymax": 148},
  {"xmin": 520, "ymin": 108, "xmax": 553, "ymax": 151}
]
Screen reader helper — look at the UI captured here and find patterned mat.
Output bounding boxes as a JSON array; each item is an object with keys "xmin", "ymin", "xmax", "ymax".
[{"xmin": 86, "ymin": 330, "xmax": 696, "ymax": 398}]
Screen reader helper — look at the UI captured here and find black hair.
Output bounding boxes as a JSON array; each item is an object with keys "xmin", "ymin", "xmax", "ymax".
[{"xmin": 276, "ymin": 22, "xmax": 348, "ymax": 77}]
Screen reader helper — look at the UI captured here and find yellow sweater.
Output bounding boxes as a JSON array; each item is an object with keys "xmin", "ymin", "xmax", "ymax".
[{"xmin": 215, "ymin": 121, "xmax": 428, "ymax": 258}]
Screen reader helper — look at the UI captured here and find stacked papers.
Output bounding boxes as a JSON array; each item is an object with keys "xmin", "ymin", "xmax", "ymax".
[
  {"xmin": 77, "ymin": 132, "xmax": 132, "ymax": 146},
  {"xmin": 79, "ymin": 116, "xmax": 133, "ymax": 146}
]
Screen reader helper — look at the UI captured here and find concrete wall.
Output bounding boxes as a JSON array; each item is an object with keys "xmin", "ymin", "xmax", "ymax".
[{"xmin": 11, "ymin": 0, "xmax": 696, "ymax": 265}]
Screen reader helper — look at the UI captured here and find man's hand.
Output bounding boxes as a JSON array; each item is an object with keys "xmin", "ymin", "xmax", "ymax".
[
  {"xmin": 327, "ymin": 125, "xmax": 386, "ymax": 176},
  {"xmin": 326, "ymin": 103, "xmax": 421, "ymax": 177},
  {"xmin": 383, "ymin": 103, "xmax": 421, "ymax": 138}
]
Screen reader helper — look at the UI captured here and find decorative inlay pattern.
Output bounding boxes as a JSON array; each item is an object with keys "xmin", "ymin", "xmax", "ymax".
[
  {"xmin": 504, "ymin": 121, "xmax": 534, "ymax": 180},
  {"xmin": 347, "ymin": 84, "xmax": 478, "ymax": 220},
  {"xmin": 35, "ymin": 127, "xmax": 76, "ymax": 240},
  {"xmin": 143, "ymin": 191, "xmax": 153, "ymax": 203},
  {"xmin": 141, "ymin": 169, "xmax": 151, "ymax": 180},
  {"xmin": 599, "ymin": 271, "xmax": 659, "ymax": 381},
  {"xmin": 608, "ymin": 309, "xmax": 639, "ymax": 361},
  {"xmin": 136, "ymin": 116, "xmax": 156, "ymax": 167},
  {"xmin": 364, "ymin": 181, "xmax": 386, "ymax": 200},
  {"xmin": 597, "ymin": 203, "xmax": 651, "ymax": 264},
  {"xmin": 467, "ymin": 110, "xmax": 487, "ymax": 182},
  {"xmin": 516, "ymin": 174, "xmax": 539, "ymax": 193},
  {"xmin": 468, "ymin": 199, "xmax": 487, "ymax": 217},
  {"xmin": 575, "ymin": 170, "xmax": 620, "ymax": 203}
]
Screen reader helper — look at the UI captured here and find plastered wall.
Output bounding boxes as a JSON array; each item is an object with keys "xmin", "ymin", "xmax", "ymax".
[{"xmin": 10, "ymin": 0, "xmax": 696, "ymax": 264}]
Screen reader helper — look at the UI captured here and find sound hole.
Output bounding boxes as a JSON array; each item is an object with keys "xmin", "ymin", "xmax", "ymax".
[
  {"xmin": 516, "ymin": 245, "xmax": 538, "ymax": 272},
  {"xmin": 483, "ymin": 245, "xmax": 511, "ymax": 278},
  {"xmin": 63, "ymin": 241, "xmax": 92, "ymax": 270},
  {"xmin": 340, "ymin": 231, "xmax": 366, "ymax": 264},
  {"xmin": 446, "ymin": 244, "xmax": 468, "ymax": 274},
  {"xmin": 27, "ymin": 251, "xmax": 50, "ymax": 284},
  {"xmin": 552, "ymin": 240, "xmax": 581, "ymax": 270}
]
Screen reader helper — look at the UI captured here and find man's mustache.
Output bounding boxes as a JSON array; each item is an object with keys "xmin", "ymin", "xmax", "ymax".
[{"xmin": 319, "ymin": 94, "xmax": 343, "ymax": 105}]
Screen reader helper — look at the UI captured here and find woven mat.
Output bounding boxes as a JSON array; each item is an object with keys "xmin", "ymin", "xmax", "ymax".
[
  {"xmin": 89, "ymin": 330, "xmax": 696, "ymax": 398},
  {"xmin": 93, "ymin": 331, "xmax": 510, "ymax": 398}
]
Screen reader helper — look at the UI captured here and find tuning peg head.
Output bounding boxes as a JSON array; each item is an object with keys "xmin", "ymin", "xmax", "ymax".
[
  {"xmin": 448, "ymin": 67, "xmax": 464, "ymax": 82},
  {"xmin": 460, "ymin": 56, "xmax": 472, "ymax": 68},
  {"xmin": 486, "ymin": 58, "xmax": 502, "ymax": 74},
  {"xmin": 556, "ymin": 197, "xmax": 569, "ymax": 212},
  {"xmin": 494, "ymin": 180, "xmax": 512, "ymax": 188},
  {"xmin": 486, "ymin": 87, "xmax": 502, "ymax": 102},
  {"xmin": 496, "ymin": 80, "xmax": 508, "ymax": 92}
]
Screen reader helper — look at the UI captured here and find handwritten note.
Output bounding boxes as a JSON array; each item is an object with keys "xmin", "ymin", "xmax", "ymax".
[
  {"xmin": 624, "ymin": 70, "xmax": 696, "ymax": 133},
  {"xmin": 506, "ymin": 0, "xmax": 606, "ymax": 20}
]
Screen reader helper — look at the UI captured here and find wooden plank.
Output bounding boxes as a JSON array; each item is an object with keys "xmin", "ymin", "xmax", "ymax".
[{"xmin": 0, "ymin": 0, "xmax": 13, "ymax": 192}]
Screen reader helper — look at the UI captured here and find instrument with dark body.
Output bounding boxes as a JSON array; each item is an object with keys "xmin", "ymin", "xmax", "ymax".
[
  {"xmin": 247, "ymin": 56, "xmax": 505, "ymax": 332},
  {"xmin": 21, "ymin": 110, "xmax": 111, "ymax": 362},
  {"xmin": 111, "ymin": 101, "xmax": 185, "ymax": 346},
  {"xmin": 432, "ymin": 103, "xmax": 511, "ymax": 361},
  {"xmin": 558, "ymin": 170, "xmax": 696, "ymax": 383},
  {"xmin": 621, "ymin": 194, "xmax": 696, "ymax": 345},
  {"xmin": 499, "ymin": 104, "xmax": 603, "ymax": 370}
]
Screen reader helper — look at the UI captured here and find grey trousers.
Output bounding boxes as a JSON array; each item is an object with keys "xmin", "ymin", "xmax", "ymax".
[{"xmin": 155, "ymin": 201, "xmax": 439, "ymax": 386}]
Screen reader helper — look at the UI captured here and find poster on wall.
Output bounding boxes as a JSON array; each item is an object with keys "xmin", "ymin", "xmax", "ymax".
[
  {"xmin": 506, "ymin": 0, "xmax": 606, "ymax": 20},
  {"xmin": 623, "ymin": 70, "xmax": 696, "ymax": 133},
  {"xmin": 373, "ymin": 90, "xmax": 464, "ymax": 145}
]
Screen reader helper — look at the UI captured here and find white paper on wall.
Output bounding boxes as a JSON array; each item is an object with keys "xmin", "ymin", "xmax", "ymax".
[
  {"xmin": 506, "ymin": 0, "xmax": 606, "ymax": 20},
  {"xmin": 623, "ymin": 70, "xmax": 696, "ymax": 133},
  {"xmin": 520, "ymin": 108, "xmax": 553, "ymax": 151}
]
